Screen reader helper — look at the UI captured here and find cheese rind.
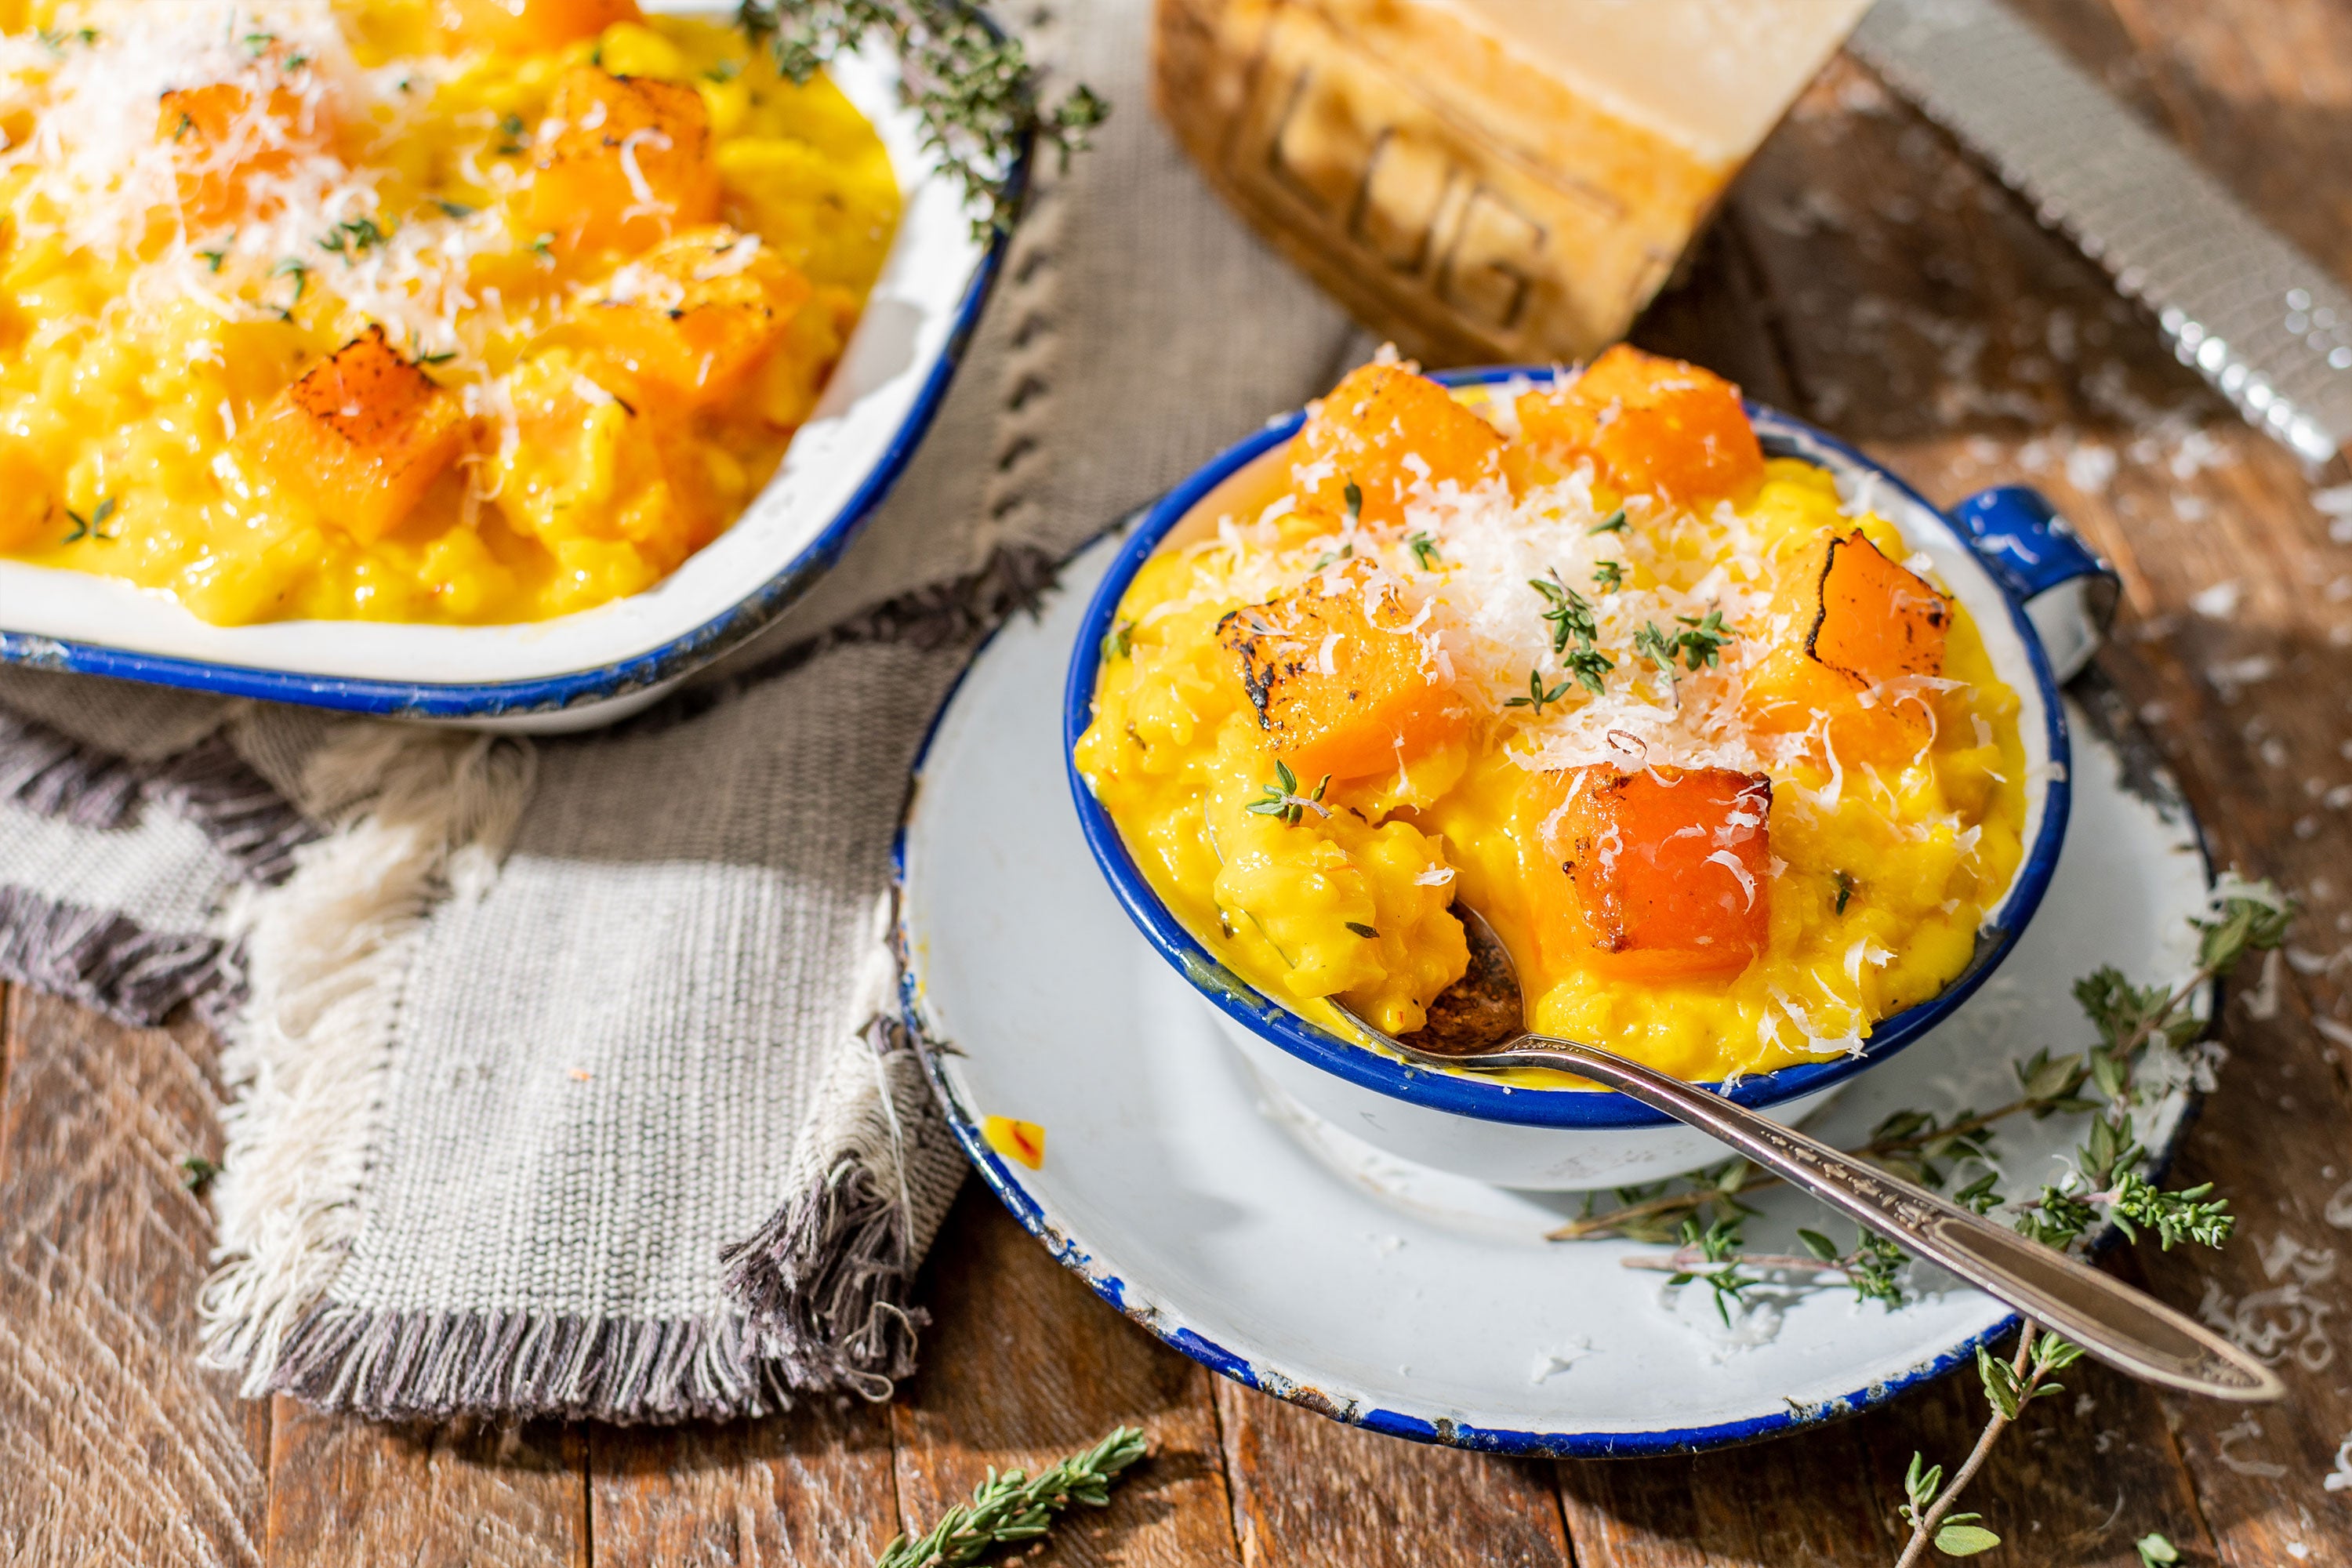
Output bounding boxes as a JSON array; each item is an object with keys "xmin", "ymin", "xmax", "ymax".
[{"xmin": 1153, "ymin": 0, "xmax": 1867, "ymax": 363}]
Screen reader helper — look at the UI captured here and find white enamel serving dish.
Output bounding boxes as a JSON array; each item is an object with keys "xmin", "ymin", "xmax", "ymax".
[
  {"xmin": 1061, "ymin": 368, "xmax": 2122, "ymax": 1189},
  {"xmin": 894, "ymin": 527, "xmax": 2210, "ymax": 1455},
  {"xmin": 0, "ymin": 34, "xmax": 1009, "ymax": 732}
]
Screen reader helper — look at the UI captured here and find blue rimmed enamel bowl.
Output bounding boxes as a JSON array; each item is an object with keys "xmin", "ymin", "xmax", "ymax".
[
  {"xmin": 0, "ymin": 38, "xmax": 1014, "ymax": 734},
  {"xmin": 1062, "ymin": 366, "xmax": 2118, "ymax": 1191}
]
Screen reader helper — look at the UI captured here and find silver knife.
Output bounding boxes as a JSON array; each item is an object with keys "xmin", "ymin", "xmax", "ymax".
[{"xmin": 1849, "ymin": 0, "xmax": 2352, "ymax": 473}]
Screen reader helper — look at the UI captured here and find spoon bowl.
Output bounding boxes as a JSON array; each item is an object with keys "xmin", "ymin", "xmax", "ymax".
[{"xmin": 1331, "ymin": 906, "xmax": 2283, "ymax": 1404}]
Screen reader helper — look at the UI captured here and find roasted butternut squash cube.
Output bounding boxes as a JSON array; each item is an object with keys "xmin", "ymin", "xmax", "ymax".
[
  {"xmin": 525, "ymin": 66, "xmax": 720, "ymax": 256},
  {"xmin": 1744, "ymin": 529, "xmax": 1951, "ymax": 764},
  {"xmin": 1288, "ymin": 363, "xmax": 1502, "ymax": 527},
  {"xmin": 1809, "ymin": 528, "xmax": 1949, "ymax": 685},
  {"xmin": 574, "ymin": 227, "xmax": 811, "ymax": 407},
  {"xmin": 1512, "ymin": 344, "xmax": 1764, "ymax": 507},
  {"xmin": 437, "ymin": 0, "xmax": 642, "ymax": 50},
  {"xmin": 158, "ymin": 81, "xmax": 332, "ymax": 230},
  {"xmin": 1531, "ymin": 765, "xmax": 1773, "ymax": 982},
  {"xmin": 1218, "ymin": 575, "xmax": 1463, "ymax": 783},
  {"xmin": 234, "ymin": 326, "xmax": 468, "ymax": 544}
]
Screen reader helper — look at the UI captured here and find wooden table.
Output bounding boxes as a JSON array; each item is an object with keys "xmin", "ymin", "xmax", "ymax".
[{"xmin": 8, "ymin": 0, "xmax": 2352, "ymax": 1561}]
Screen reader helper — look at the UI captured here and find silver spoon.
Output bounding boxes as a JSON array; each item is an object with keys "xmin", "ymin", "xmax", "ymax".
[{"xmin": 1331, "ymin": 905, "xmax": 2283, "ymax": 1403}]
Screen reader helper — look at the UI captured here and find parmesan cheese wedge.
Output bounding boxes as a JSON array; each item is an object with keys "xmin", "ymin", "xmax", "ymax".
[{"xmin": 1154, "ymin": 0, "xmax": 1869, "ymax": 364}]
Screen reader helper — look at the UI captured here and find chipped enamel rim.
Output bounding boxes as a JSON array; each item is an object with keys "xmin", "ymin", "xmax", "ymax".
[{"xmin": 1060, "ymin": 368, "xmax": 2073, "ymax": 1130}]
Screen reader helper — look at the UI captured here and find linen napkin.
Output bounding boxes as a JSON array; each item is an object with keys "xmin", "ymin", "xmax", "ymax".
[{"xmin": 0, "ymin": 0, "xmax": 1362, "ymax": 1422}]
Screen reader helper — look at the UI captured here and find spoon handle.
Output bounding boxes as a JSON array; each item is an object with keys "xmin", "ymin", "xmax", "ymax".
[{"xmin": 1497, "ymin": 1036, "xmax": 2282, "ymax": 1403}]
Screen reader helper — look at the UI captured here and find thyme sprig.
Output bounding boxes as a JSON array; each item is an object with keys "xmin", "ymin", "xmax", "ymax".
[
  {"xmin": 1516, "ymin": 571, "xmax": 1612, "ymax": 704},
  {"xmin": 1625, "ymin": 1221, "xmax": 1910, "ymax": 1311},
  {"xmin": 1550, "ymin": 877, "xmax": 2288, "ymax": 1245},
  {"xmin": 1636, "ymin": 611, "xmax": 1735, "ymax": 675},
  {"xmin": 318, "ymin": 216, "xmax": 389, "ymax": 260},
  {"xmin": 1893, "ymin": 1327, "xmax": 2083, "ymax": 1564},
  {"xmin": 873, "ymin": 1425, "xmax": 1147, "ymax": 1568},
  {"xmin": 61, "ymin": 495, "xmax": 118, "ymax": 544},
  {"xmin": 738, "ymin": 0, "xmax": 1109, "ymax": 241},
  {"xmin": 1530, "ymin": 570, "xmax": 1598, "ymax": 655},
  {"xmin": 1245, "ymin": 761, "xmax": 1329, "ymax": 826},
  {"xmin": 1503, "ymin": 667, "xmax": 1575, "ymax": 717}
]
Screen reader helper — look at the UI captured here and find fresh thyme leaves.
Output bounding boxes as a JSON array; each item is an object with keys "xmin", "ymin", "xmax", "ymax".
[
  {"xmin": 1673, "ymin": 610, "xmax": 1732, "ymax": 668},
  {"xmin": 273, "ymin": 256, "xmax": 310, "ymax": 303},
  {"xmin": 62, "ymin": 495, "xmax": 118, "ymax": 544},
  {"xmin": 1879, "ymin": 879, "xmax": 2292, "ymax": 1568},
  {"xmin": 1592, "ymin": 559, "xmax": 1623, "ymax": 592},
  {"xmin": 1561, "ymin": 646, "xmax": 1613, "ymax": 695},
  {"xmin": 1311, "ymin": 542, "xmax": 1355, "ymax": 569},
  {"xmin": 1101, "ymin": 619, "xmax": 1133, "ymax": 661},
  {"xmin": 318, "ymin": 216, "xmax": 390, "ymax": 259},
  {"xmin": 1408, "ymin": 532, "xmax": 1441, "ymax": 570},
  {"xmin": 1834, "ymin": 869, "xmax": 1855, "ymax": 914},
  {"xmin": 1530, "ymin": 572, "xmax": 1598, "ymax": 655},
  {"xmin": 1245, "ymin": 761, "xmax": 1330, "ymax": 826},
  {"xmin": 1504, "ymin": 667, "xmax": 1574, "ymax": 716},
  {"xmin": 872, "ymin": 1425, "xmax": 1147, "ymax": 1568},
  {"xmin": 737, "ymin": 0, "xmax": 1109, "ymax": 242},
  {"xmin": 1638, "ymin": 612, "xmax": 1735, "ymax": 674},
  {"xmin": 172, "ymin": 111, "xmax": 196, "ymax": 141},
  {"xmin": 1343, "ymin": 479, "xmax": 1363, "ymax": 521},
  {"xmin": 241, "ymin": 28, "xmax": 278, "ymax": 56},
  {"xmin": 1636, "ymin": 1221, "xmax": 1909, "ymax": 1312},
  {"xmin": 1663, "ymin": 1216, "xmax": 1753, "ymax": 1327},
  {"xmin": 1588, "ymin": 507, "xmax": 1628, "ymax": 535},
  {"xmin": 1551, "ymin": 877, "xmax": 2293, "ymax": 1247},
  {"xmin": 418, "ymin": 350, "xmax": 458, "ymax": 366},
  {"xmin": 706, "ymin": 57, "xmax": 746, "ymax": 82},
  {"xmin": 196, "ymin": 246, "xmax": 228, "ymax": 271},
  {"xmin": 437, "ymin": 198, "xmax": 477, "ymax": 219},
  {"xmin": 1892, "ymin": 1328, "xmax": 2081, "ymax": 1565},
  {"xmin": 1839, "ymin": 1230, "xmax": 1908, "ymax": 1306},
  {"xmin": 1633, "ymin": 620, "xmax": 1676, "ymax": 673},
  {"xmin": 496, "ymin": 112, "xmax": 528, "ymax": 155},
  {"xmin": 178, "ymin": 1154, "xmax": 221, "ymax": 1195},
  {"xmin": 532, "ymin": 231, "xmax": 556, "ymax": 260},
  {"xmin": 1345, "ymin": 921, "xmax": 1380, "ymax": 940}
]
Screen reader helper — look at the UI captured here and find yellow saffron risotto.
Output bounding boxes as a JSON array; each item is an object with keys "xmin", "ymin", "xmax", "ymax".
[
  {"xmin": 0, "ymin": 0, "xmax": 898, "ymax": 624},
  {"xmin": 1076, "ymin": 350, "xmax": 2027, "ymax": 1083}
]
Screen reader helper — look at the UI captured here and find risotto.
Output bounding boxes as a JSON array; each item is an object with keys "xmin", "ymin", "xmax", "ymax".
[
  {"xmin": 0, "ymin": 0, "xmax": 898, "ymax": 623},
  {"xmin": 1074, "ymin": 348, "xmax": 2027, "ymax": 1083}
]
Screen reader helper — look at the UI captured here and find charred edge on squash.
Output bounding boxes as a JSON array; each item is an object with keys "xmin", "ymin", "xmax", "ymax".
[{"xmin": 1800, "ymin": 531, "xmax": 1951, "ymax": 689}]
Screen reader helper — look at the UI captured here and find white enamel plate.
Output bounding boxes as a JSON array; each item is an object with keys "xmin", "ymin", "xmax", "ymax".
[{"xmin": 896, "ymin": 534, "xmax": 2212, "ymax": 1456}]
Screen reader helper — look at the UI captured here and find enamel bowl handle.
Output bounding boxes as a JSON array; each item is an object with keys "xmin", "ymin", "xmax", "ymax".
[{"xmin": 1950, "ymin": 486, "xmax": 2122, "ymax": 683}]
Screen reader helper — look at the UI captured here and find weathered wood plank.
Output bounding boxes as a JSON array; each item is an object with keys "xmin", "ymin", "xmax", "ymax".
[
  {"xmin": 263, "ymin": 1402, "xmax": 586, "ymax": 1568},
  {"xmin": 1722, "ymin": 7, "xmax": 2352, "ymax": 1563},
  {"xmin": 890, "ymin": 1185, "xmax": 1243, "ymax": 1566},
  {"xmin": 1214, "ymin": 1381, "xmax": 1570, "ymax": 1568},
  {"xmin": 587, "ymin": 1398, "xmax": 899, "ymax": 1567},
  {"xmin": 1560, "ymin": 1413, "xmax": 1902, "ymax": 1568},
  {"xmin": 0, "ymin": 988, "xmax": 272, "ymax": 1568}
]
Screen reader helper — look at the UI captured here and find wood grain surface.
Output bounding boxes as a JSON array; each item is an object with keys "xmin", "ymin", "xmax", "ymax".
[{"xmin": 9, "ymin": 0, "xmax": 2352, "ymax": 1561}]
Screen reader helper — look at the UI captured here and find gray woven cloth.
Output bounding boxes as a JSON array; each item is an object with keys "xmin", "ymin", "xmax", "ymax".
[{"xmin": 0, "ymin": 0, "xmax": 1359, "ymax": 1422}]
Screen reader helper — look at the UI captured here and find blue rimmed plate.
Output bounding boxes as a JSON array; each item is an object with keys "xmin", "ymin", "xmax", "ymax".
[
  {"xmin": 0, "ymin": 36, "xmax": 1015, "ymax": 731},
  {"xmin": 894, "ymin": 529, "xmax": 2213, "ymax": 1456}
]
